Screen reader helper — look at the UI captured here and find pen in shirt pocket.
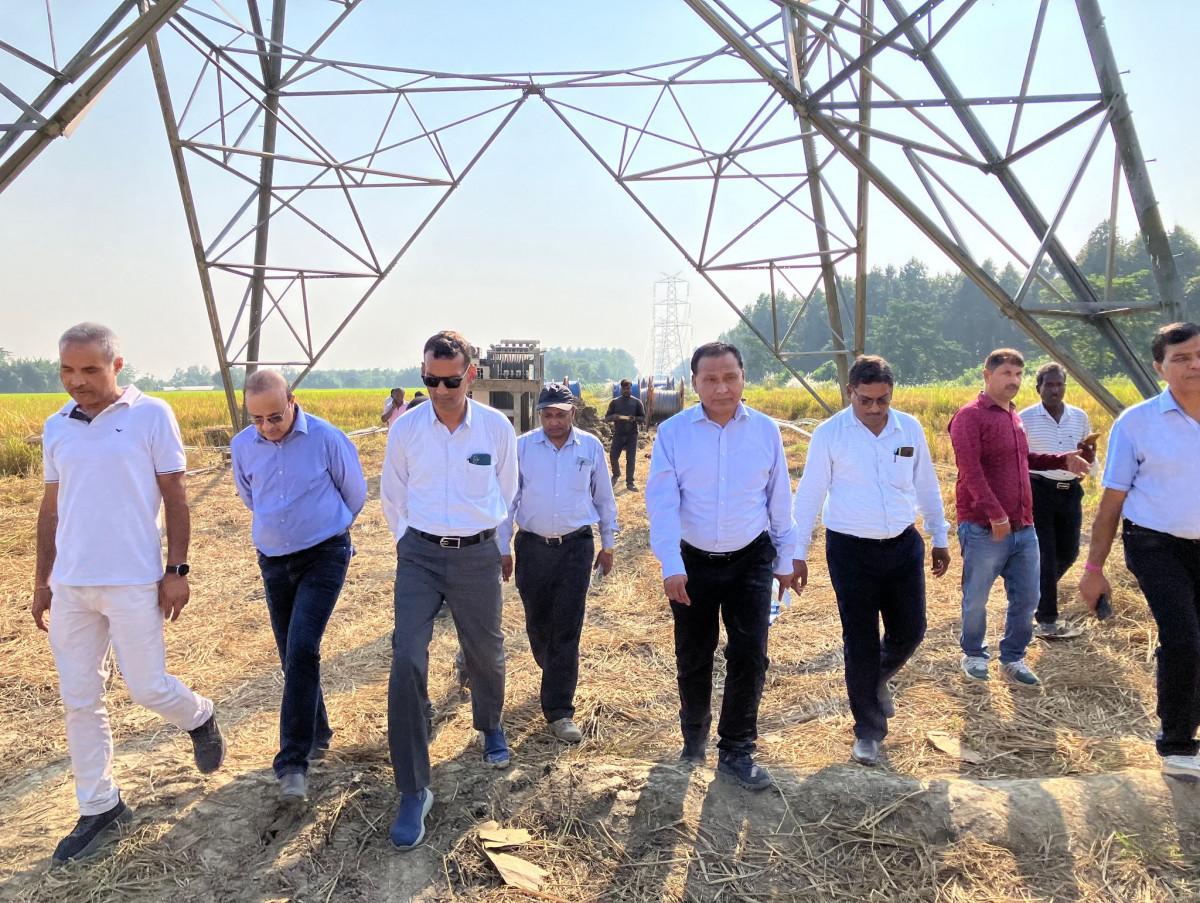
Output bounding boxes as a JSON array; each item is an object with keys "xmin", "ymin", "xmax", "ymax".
[{"xmin": 893, "ymin": 446, "xmax": 914, "ymax": 462}]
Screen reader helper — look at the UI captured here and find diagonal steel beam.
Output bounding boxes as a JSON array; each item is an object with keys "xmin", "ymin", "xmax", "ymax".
[
  {"xmin": 0, "ymin": 0, "xmax": 186, "ymax": 194},
  {"xmin": 681, "ymin": 0, "xmax": 1125, "ymax": 415}
]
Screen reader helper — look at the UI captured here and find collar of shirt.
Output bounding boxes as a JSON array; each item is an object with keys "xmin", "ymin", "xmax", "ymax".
[
  {"xmin": 532, "ymin": 427, "xmax": 581, "ymax": 451},
  {"xmin": 975, "ymin": 391, "xmax": 1013, "ymax": 414},
  {"xmin": 846, "ymin": 408, "xmax": 902, "ymax": 439},
  {"xmin": 417, "ymin": 394, "xmax": 473, "ymax": 434},
  {"xmin": 688, "ymin": 400, "xmax": 750, "ymax": 426},
  {"xmin": 1160, "ymin": 387, "xmax": 1185, "ymax": 416},
  {"xmin": 60, "ymin": 384, "xmax": 140, "ymax": 420}
]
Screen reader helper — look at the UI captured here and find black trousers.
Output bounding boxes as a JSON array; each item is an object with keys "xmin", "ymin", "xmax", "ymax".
[
  {"xmin": 610, "ymin": 432, "xmax": 638, "ymax": 484},
  {"xmin": 825, "ymin": 526, "xmax": 927, "ymax": 743},
  {"xmin": 1031, "ymin": 477, "xmax": 1084, "ymax": 624},
  {"xmin": 1123, "ymin": 520, "xmax": 1200, "ymax": 758},
  {"xmin": 513, "ymin": 529, "xmax": 594, "ymax": 722},
  {"xmin": 670, "ymin": 532, "xmax": 775, "ymax": 756}
]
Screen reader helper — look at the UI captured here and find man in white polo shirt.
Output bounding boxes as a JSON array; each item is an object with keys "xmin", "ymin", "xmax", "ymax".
[
  {"xmin": 1018, "ymin": 362, "xmax": 1097, "ymax": 637},
  {"xmin": 380, "ymin": 330, "xmax": 517, "ymax": 851},
  {"xmin": 33, "ymin": 323, "xmax": 225, "ymax": 869},
  {"xmin": 1081, "ymin": 322, "xmax": 1200, "ymax": 781}
]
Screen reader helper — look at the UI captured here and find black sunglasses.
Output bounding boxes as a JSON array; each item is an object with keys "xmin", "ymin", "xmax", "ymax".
[{"xmin": 422, "ymin": 370, "xmax": 469, "ymax": 389}]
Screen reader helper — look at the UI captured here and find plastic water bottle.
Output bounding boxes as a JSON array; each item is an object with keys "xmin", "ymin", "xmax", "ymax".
[{"xmin": 769, "ymin": 578, "xmax": 791, "ymax": 626}]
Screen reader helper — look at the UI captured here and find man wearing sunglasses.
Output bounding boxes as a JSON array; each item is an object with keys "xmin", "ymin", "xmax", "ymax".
[
  {"xmin": 380, "ymin": 330, "xmax": 518, "ymax": 852},
  {"xmin": 231, "ymin": 369, "xmax": 367, "ymax": 804},
  {"xmin": 790, "ymin": 355, "xmax": 950, "ymax": 767}
]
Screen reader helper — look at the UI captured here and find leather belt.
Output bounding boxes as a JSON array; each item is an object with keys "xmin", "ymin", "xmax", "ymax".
[
  {"xmin": 1031, "ymin": 474, "xmax": 1076, "ymax": 491},
  {"xmin": 413, "ymin": 528, "xmax": 496, "ymax": 549},
  {"xmin": 520, "ymin": 526, "xmax": 592, "ymax": 546},
  {"xmin": 681, "ymin": 532, "xmax": 769, "ymax": 562}
]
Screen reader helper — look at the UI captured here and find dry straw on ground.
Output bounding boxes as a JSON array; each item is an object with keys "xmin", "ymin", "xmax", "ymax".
[{"xmin": 0, "ymin": 419, "xmax": 1196, "ymax": 901}]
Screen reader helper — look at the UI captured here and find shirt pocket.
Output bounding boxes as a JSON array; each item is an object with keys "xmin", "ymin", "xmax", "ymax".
[
  {"xmin": 569, "ymin": 457, "xmax": 593, "ymax": 492},
  {"xmin": 464, "ymin": 458, "xmax": 494, "ymax": 498},
  {"xmin": 889, "ymin": 454, "xmax": 916, "ymax": 491}
]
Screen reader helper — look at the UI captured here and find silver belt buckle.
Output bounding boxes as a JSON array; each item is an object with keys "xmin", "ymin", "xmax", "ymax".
[
  {"xmin": 546, "ymin": 534, "xmax": 563, "ymax": 546},
  {"xmin": 440, "ymin": 536, "xmax": 461, "ymax": 549},
  {"xmin": 1056, "ymin": 482, "xmax": 1070, "ymax": 490}
]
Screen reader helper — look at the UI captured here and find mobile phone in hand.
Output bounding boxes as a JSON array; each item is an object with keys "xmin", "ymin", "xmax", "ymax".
[{"xmin": 1095, "ymin": 592, "xmax": 1113, "ymax": 621}]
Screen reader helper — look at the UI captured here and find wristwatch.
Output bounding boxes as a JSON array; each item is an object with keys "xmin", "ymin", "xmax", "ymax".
[{"xmin": 165, "ymin": 563, "xmax": 191, "ymax": 577}]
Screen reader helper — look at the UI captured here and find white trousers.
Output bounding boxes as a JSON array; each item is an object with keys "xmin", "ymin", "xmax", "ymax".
[{"xmin": 48, "ymin": 582, "xmax": 213, "ymax": 816}]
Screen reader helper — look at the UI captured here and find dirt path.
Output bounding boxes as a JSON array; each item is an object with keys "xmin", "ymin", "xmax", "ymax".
[{"xmin": 0, "ymin": 430, "xmax": 1196, "ymax": 901}]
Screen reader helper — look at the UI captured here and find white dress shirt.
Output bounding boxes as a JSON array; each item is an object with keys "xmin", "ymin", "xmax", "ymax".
[
  {"xmin": 646, "ymin": 402, "xmax": 797, "ymax": 579},
  {"xmin": 380, "ymin": 398, "xmax": 517, "ymax": 540},
  {"xmin": 1018, "ymin": 402, "xmax": 1092, "ymax": 482},
  {"xmin": 791, "ymin": 407, "xmax": 949, "ymax": 560},
  {"xmin": 1102, "ymin": 388, "xmax": 1200, "ymax": 539},
  {"xmin": 496, "ymin": 426, "xmax": 618, "ymax": 553}
]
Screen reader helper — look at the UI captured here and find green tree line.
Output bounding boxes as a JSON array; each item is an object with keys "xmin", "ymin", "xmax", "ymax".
[{"xmin": 719, "ymin": 222, "xmax": 1200, "ymax": 383}]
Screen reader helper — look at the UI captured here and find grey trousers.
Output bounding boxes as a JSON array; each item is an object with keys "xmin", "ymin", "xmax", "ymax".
[{"xmin": 388, "ymin": 528, "xmax": 506, "ymax": 793}]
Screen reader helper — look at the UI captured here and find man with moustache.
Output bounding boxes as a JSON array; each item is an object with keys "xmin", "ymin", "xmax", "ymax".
[
  {"xmin": 1018, "ymin": 363, "xmax": 1097, "ymax": 637},
  {"xmin": 497, "ymin": 383, "xmax": 618, "ymax": 744},
  {"xmin": 380, "ymin": 330, "xmax": 517, "ymax": 851},
  {"xmin": 949, "ymin": 349, "xmax": 1089, "ymax": 687},
  {"xmin": 646, "ymin": 342, "xmax": 796, "ymax": 790},
  {"xmin": 1080, "ymin": 323, "xmax": 1200, "ymax": 780},
  {"xmin": 34, "ymin": 322, "xmax": 224, "ymax": 868},
  {"xmin": 231, "ymin": 369, "xmax": 367, "ymax": 803},
  {"xmin": 791, "ymin": 355, "xmax": 950, "ymax": 766}
]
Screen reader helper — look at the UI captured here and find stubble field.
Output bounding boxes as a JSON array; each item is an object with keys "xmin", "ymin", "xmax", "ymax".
[{"xmin": 0, "ymin": 382, "xmax": 1196, "ymax": 902}]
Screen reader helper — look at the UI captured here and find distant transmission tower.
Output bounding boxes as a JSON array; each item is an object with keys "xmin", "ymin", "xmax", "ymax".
[{"xmin": 643, "ymin": 275, "xmax": 693, "ymax": 379}]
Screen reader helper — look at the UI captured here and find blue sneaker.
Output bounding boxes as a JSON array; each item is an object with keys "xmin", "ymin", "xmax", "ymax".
[
  {"xmin": 390, "ymin": 789, "xmax": 434, "ymax": 851},
  {"xmin": 482, "ymin": 727, "xmax": 511, "ymax": 768},
  {"xmin": 717, "ymin": 752, "xmax": 773, "ymax": 790}
]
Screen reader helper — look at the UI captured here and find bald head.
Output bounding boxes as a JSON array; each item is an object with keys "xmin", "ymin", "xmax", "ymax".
[{"xmin": 244, "ymin": 369, "xmax": 290, "ymax": 397}]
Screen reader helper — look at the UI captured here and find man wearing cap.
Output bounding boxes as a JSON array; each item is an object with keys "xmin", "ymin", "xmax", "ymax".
[
  {"xmin": 231, "ymin": 369, "xmax": 367, "ymax": 803},
  {"xmin": 646, "ymin": 341, "xmax": 797, "ymax": 791},
  {"xmin": 604, "ymin": 379, "xmax": 646, "ymax": 491},
  {"xmin": 497, "ymin": 384, "xmax": 618, "ymax": 743},
  {"xmin": 380, "ymin": 330, "xmax": 517, "ymax": 852},
  {"xmin": 34, "ymin": 322, "xmax": 224, "ymax": 869}
]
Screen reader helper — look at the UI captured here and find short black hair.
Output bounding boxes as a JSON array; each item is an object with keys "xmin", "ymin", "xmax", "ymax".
[
  {"xmin": 1151, "ymin": 322, "xmax": 1200, "ymax": 363},
  {"xmin": 847, "ymin": 355, "xmax": 894, "ymax": 389},
  {"xmin": 423, "ymin": 330, "xmax": 472, "ymax": 363},
  {"xmin": 620, "ymin": 378, "xmax": 632, "ymax": 388},
  {"xmin": 984, "ymin": 348, "xmax": 1024, "ymax": 371},
  {"xmin": 691, "ymin": 341, "xmax": 743, "ymax": 375},
  {"xmin": 1035, "ymin": 361, "xmax": 1067, "ymax": 389}
]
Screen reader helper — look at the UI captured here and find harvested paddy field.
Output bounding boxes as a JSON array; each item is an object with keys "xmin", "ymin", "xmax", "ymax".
[{"xmin": 0, "ymin": 416, "xmax": 1197, "ymax": 902}]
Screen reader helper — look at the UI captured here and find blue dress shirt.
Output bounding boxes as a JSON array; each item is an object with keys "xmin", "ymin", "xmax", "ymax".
[
  {"xmin": 496, "ymin": 427, "xmax": 618, "ymax": 553},
  {"xmin": 1102, "ymin": 388, "xmax": 1200, "ymax": 539},
  {"xmin": 380, "ymin": 398, "xmax": 518, "ymax": 540},
  {"xmin": 231, "ymin": 406, "xmax": 368, "ymax": 557},
  {"xmin": 646, "ymin": 401, "xmax": 797, "ymax": 579}
]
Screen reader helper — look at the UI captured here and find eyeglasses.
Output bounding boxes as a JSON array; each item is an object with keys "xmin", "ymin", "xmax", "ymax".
[
  {"xmin": 851, "ymin": 391, "xmax": 892, "ymax": 409},
  {"xmin": 422, "ymin": 370, "xmax": 469, "ymax": 389},
  {"xmin": 250, "ymin": 412, "xmax": 288, "ymax": 426}
]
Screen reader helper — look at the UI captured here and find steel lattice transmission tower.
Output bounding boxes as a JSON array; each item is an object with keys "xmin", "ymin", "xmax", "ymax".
[
  {"xmin": 0, "ymin": 1, "xmax": 1186, "ymax": 426},
  {"xmin": 644, "ymin": 275, "xmax": 694, "ymax": 381}
]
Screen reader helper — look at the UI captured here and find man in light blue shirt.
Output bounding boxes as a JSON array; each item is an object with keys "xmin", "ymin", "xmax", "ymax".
[
  {"xmin": 646, "ymin": 341, "xmax": 796, "ymax": 791},
  {"xmin": 380, "ymin": 330, "xmax": 518, "ymax": 852},
  {"xmin": 791, "ymin": 355, "xmax": 950, "ymax": 767},
  {"xmin": 231, "ymin": 369, "xmax": 367, "ymax": 803},
  {"xmin": 1080, "ymin": 322, "xmax": 1200, "ymax": 782},
  {"xmin": 496, "ymin": 384, "xmax": 618, "ymax": 744}
]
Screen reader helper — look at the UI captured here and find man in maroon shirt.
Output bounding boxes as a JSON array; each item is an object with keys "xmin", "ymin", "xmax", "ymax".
[{"xmin": 949, "ymin": 349, "xmax": 1088, "ymax": 686}]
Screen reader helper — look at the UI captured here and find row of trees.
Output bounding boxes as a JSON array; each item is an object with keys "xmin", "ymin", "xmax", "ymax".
[
  {"xmin": 0, "ymin": 347, "xmax": 638, "ymax": 393},
  {"xmin": 720, "ymin": 222, "xmax": 1200, "ymax": 383}
]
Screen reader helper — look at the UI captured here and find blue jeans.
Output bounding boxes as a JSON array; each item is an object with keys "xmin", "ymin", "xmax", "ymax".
[
  {"xmin": 257, "ymin": 531, "xmax": 352, "ymax": 777},
  {"xmin": 958, "ymin": 522, "xmax": 1039, "ymax": 664}
]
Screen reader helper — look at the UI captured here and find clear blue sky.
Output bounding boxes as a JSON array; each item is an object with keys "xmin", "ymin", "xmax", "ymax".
[{"xmin": 1, "ymin": 1, "xmax": 1197, "ymax": 379}]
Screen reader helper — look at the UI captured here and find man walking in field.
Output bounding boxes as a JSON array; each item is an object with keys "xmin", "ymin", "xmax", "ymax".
[
  {"xmin": 604, "ymin": 379, "xmax": 645, "ymax": 491},
  {"xmin": 231, "ymin": 370, "xmax": 367, "ymax": 803},
  {"xmin": 949, "ymin": 348, "xmax": 1088, "ymax": 687},
  {"xmin": 380, "ymin": 330, "xmax": 517, "ymax": 851},
  {"xmin": 33, "ymin": 323, "xmax": 225, "ymax": 868},
  {"xmin": 646, "ymin": 341, "xmax": 796, "ymax": 790}
]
